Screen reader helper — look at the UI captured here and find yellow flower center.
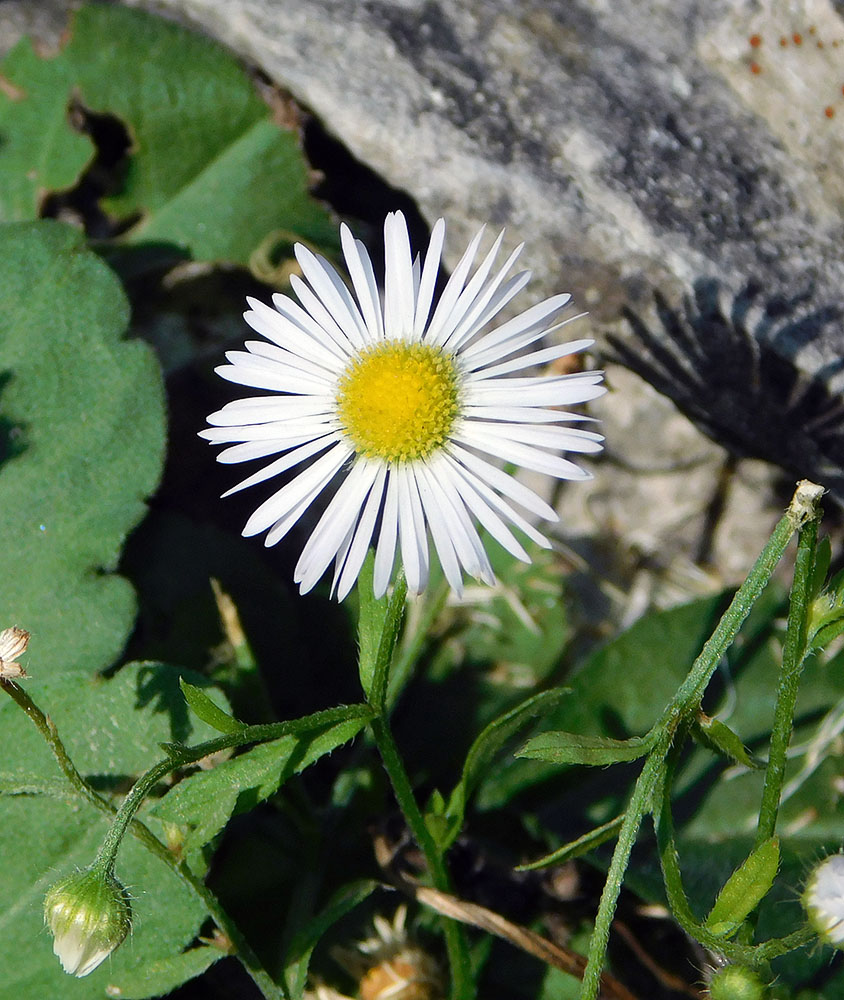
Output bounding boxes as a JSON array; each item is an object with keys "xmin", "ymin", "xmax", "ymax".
[{"xmin": 336, "ymin": 341, "xmax": 460, "ymax": 462}]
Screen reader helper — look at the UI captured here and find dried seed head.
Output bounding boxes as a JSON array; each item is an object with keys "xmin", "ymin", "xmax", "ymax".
[{"xmin": 0, "ymin": 626, "xmax": 29, "ymax": 679}]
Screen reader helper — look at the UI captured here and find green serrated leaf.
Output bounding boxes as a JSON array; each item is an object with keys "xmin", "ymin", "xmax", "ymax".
[
  {"xmin": 704, "ymin": 836, "xmax": 780, "ymax": 937},
  {"xmin": 694, "ymin": 714, "xmax": 760, "ymax": 769},
  {"xmin": 0, "ymin": 220, "xmax": 165, "ymax": 676},
  {"xmin": 283, "ymin": 880, "xmax": 377, "ymax": 997},
  {"xmin": 0, "ymin": 662, "xmax": 228, "ymax": 998},
  {"xmin": 153, "ymin": 707, "xmax": 371, "ymax": 860},
  {"xmin": 180, "ymin": 677, "xmax": 245, "ymax": 735},
  {"xmin": 0, "ymin": 5, "xmax": 337, "ymax": 264},
  {"xmin": 517, "ymin": 731, "xmax": 655, "ymax": 766}
]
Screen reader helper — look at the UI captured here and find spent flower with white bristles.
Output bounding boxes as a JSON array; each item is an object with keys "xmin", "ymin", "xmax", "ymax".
[
  {"xmin": 202, "ymin": 212, "xmax": 605, "ymax": 598},
  {"xmin": 804, "ymin": 853, "xmax": 844, "ymax": 948}
]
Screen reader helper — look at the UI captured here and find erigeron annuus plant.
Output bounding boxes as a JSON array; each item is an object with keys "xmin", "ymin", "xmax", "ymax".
[{"xmin": 4, "ymin": 212, "xmax": 843, "ymax": 1000}]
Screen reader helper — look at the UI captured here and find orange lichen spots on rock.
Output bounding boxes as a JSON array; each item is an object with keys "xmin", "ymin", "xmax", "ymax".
[
  {"xmin": 749, "ymin": 34, "xmax": 762, "ymax": 48},
  {"xmin": 780, "ymin": 35, "xmax": 789, "ymax": 46},
  {"xmin": 817, "ymin": 41, "xmax": 825, "ymax": 49},
  {"xmin": 793, "ymin": 32, "xmax": 803, "ymax": 45},
  {"xmin": 824, "ymin": 105, "xmax": 835, "ymax": 118},
  {"xmin": 750, "ymin": 60, "xmax": 763, "ymax": 74}
]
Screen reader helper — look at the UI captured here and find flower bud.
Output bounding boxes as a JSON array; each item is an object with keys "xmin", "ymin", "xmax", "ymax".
[
  {"xmin": 803, "ymin": 854, "xmax": 844, "ymax": 948},
  {"xmin": 708, "ymin": 964, "xmax": 769, "ymax": 1000},
  {"xmin": 44, "ymin": 866, "xmax": 131, "ymax": 977}
]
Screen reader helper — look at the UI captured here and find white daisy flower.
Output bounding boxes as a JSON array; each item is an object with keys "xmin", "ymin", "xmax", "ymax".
[{"xmin": 201, "ymin": 211, "xmax": 605, "ymax": 600}]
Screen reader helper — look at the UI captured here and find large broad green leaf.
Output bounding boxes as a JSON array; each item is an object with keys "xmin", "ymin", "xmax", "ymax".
[
  {"xmin": 0, "ymin": 221, "xmax": 165, "ymax": 676},
  {"xmin": 0, "ymin": 662, "xmax": 231, "ymax": 1000},
  {"xmin": 0, "ymin": 4, "xmax": 337, "ymax": 264}
]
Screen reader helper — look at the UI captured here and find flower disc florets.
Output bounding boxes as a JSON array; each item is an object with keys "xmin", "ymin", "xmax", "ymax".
[{"xmin": 336, "ymin": 341, "xmax": 459, "ymax": 462}]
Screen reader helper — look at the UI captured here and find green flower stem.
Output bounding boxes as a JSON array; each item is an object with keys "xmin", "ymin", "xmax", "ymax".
[
  {"xmin": 656, "ymin": 485, "xmax": 821, "ymax": 735},
  {"xmin": 369, "ymin": 714, "xmax": 474, "ymax": 998},
  {"xmin": 580, "ymin": 748, "xmax": 664, "ymax": 1000},
  {"xmin": 95, "ymin": 704, "xmax": 373, "ymax": 871},
  {"xmin": 580, "ymin": 482, "xmax": 824, "ymax": 1000},
  {"xmin": 360, "ymin": 577, "xmax": 473, "ymax": 999},
  {"xmin": 0, "ymin": 678, "xmax": 285, "ymax": 1000},
  {"xmin": 755, "ymin": 513, "xmax": 819, "ymax": 846}
]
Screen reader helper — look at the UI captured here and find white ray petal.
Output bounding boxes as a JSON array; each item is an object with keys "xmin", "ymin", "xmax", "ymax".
[
  {"xmin": 442, "ymin": 453, "xmax": 550, "ymax": 552},
  {"xmin": 217, "ymin": 435, "xmax": 315, "ymax": 463},
  {"xmin": 413, "ymin": 218, "xmax": 446, "ymax": 339},
  {"xmin": 334, "ymin": 465, "xmax": 388, "ymax": 600},
  {"xmin": 383, "ymin": 212, "xmax": 416, "ymax": 340},
  {"xmin": 460, "ymin": 405, "xmax": 597, "ymax": 424},
  {"xmin": 424, "ymin": 225, "xmax": 486, "ymax": 344},
  {"xmin": 222, "ymin": 435, "xmax": 337, "ymax": 495},
  {"xmin": 459, "ymin": 293, "xmax": 571, "ymax": 363},
  {"xmin": 294, "ymin": 460, "xmax": 381, "ymax": 593},
  {"xmin": 243, "ymin": 340, "xmax": 337, "ymax": 386},
  {"xmin": 340, "ymin": 224, "xmax": 384, "ymax": 340},
  {"xmin": 413, "ymin": 463, "xmax": 464, "ymax": 593},
  {"xmin": 374, "ymin": 472, "xmax": 400, "ymax": 597},
  {"xmin": 448, "ymin": 444, "xmax": 558, "ymax": 520},
  {"xmin": 428, "ymin": 458, "xmax": 495, "ymax": 584},
  {"xmin": 464, "ymin": 377, "xmax": 606, "ymax": 408},
  {"xmin": 456, "ymin": 426, "xmax": 591, "ymax": 480},
  {"xmin": 444, "ymin": 268, "xmax": 532, "ymax": 354},
  {"xmin": 290, "ymin": 274, "xmax": 359, "ymax": 356},
  {"xmin": 205, "ymin": 395, "xmax": 335, "ymax": 427},
  {"xmin": 475, "ymin": 422, "xmax": 605, "ymax": 453},
  {"xmin": 245, "ymin": 297, "xmax": 341, "ymax": 369},
  {"xmin": 295, "ymin": 244, "xmax": 368, "ymax": 349},
  {"xmin": 465, "ymin": 337, "xmax": 593, "ymax": 380},
  {"xmin": 396, "ymin": 464, "xmax": 429, "ymax": 594},
  {"xmin": 428, "ymin": 230, "xmax": 506, "ymax": 348},
  {"xmin": 243, "ymin": 443, "xmax": 351, "ymax": 537}
]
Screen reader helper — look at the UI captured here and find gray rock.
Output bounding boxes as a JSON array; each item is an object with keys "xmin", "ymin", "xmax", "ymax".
[{"xmin": 4, "ymin": 0, "xmax": 841, "ymax": 608}]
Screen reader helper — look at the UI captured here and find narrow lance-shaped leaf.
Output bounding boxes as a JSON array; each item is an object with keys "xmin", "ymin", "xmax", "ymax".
[
  {"xmin": 693, "ymin": 713, "xmax": 760, "ymax": 769},
  {"xmin": 517, "ymin": 731, "xmax": 657, "ymax": 766},
  {"xmin": 704, "ymin": 836, "xmax": 780, "ymax": 938},
  {"xmin": 180, "ymin": 678, "xmax": 246, "ymax": 735}
]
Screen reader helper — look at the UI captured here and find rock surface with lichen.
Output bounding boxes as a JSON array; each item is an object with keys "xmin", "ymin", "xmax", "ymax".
[{"xmin": 3, "ymin": 0, "xmax": 842, "ymax": 612}]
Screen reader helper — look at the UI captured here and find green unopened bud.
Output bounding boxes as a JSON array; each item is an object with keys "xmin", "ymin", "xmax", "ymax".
[
  {"xmin": 44, "ymin": 865, "xmax": 131, "ymax": 977},
  {"xmin": 708, "ymin": 964, "xmax": 769, "ymax": 1000},
  {"xmin": 803, "ymin": 854, "xmax": 844, "ymax": 948}
]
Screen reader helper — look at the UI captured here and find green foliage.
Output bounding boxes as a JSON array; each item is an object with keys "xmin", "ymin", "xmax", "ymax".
[
  {"xmin": 704, "ymin": 837, "xmax": 781, "ymax": 938},
  {"xmin": 0, "ymin": 220, "xmax": 165, "ymax": 677},
  {"xmin": 282, "ymin": 880, "xmax": 377, "ymax": 997},
  {"xmin": 152, "ymin": 705, "xmax": 372, "ymax": 865},
  {"xmin": 518, "ymin": 731, "xmax": 655, "ymax": 766},
  {"xmin": 180, "ymin": 677, "xmax": 246, "ymax": 735},
  {"xmin": 0, "ymin": 663, "xmax": 226, "ymax": 999},
  {"xmin": 0, "ymin": 4, "xmax": 337, "ymax": 265}
]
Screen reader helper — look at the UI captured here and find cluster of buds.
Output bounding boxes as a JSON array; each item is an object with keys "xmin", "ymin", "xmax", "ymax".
[{"xmin": 43, "ymin": 865, "xmax": 131, "ymax": 977}]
